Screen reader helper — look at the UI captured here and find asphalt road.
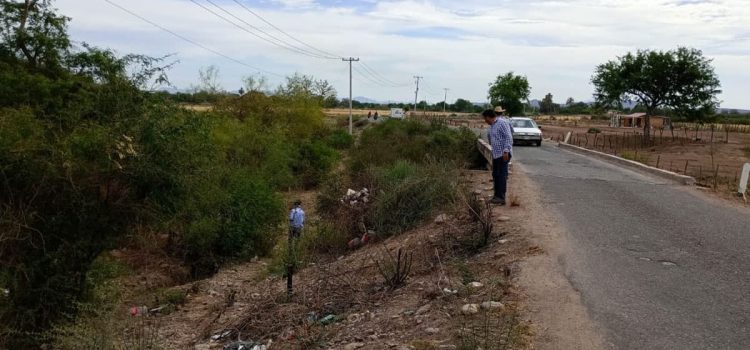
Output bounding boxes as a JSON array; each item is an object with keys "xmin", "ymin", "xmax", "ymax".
[{"xmin": 514, "ymin": 143, "xmax": 750, "ymax": 350}]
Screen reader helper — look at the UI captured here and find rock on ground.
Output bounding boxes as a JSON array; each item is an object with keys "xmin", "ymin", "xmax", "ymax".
[{"xmin": 461, "ymin": 304, "xmax": 479, "ymax": 315}]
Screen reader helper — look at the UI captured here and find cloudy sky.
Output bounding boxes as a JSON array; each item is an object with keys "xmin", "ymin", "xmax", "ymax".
[{"xmin": 55, "ymin": 0, "xmax": 749, "ymax": 108}]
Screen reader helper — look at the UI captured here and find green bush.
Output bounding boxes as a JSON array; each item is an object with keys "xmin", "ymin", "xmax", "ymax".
[
  {"xmin": 293, "ymin": 139, "xmax": 339, "ymax": 188},
  {"xmin": 369, "ymin": 161, "xmax": 460, "ymax": 235},
  {"xmin": 325, "ymin": 129, "xmax": 354, "ymax": 150},
  {"xmin": 349, "ymin": 119, "xmax": 477, "ymax": 172}
]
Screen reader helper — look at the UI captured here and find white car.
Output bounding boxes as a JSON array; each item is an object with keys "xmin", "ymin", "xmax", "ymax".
[{"xmin": 509, "ymin": 117, "xmax": 543, "ymax": 146}]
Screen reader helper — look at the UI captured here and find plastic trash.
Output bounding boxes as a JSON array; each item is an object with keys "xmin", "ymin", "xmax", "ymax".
[
  {"xmin": 129, "ymin": 306, "xmax": 149, "ymax": 317},
  {"xmin": 319, "ymin": 314, "xmax": 337, "ymax": 325},
  {"xmin": 223, "ymin": 341, "xmax": 257, "ymax": 350}
]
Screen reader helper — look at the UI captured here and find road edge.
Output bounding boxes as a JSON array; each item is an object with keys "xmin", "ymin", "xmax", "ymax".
[
  {"xmin": 558, "ymin": 142, "xmax": 696, "ymax": 185},
  {"xmin": 510, "ymin": 163, "xmax": 609, "ymax": 350}
]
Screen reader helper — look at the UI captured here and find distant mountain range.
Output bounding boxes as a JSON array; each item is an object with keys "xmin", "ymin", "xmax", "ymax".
[{"xmin": 717, "ymin": 108, "xmax": 750, "ymax": 115}]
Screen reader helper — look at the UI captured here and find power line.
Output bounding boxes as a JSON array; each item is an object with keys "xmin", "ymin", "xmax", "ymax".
[
  {"xmin": 104, "ymin": 0, "xmax": 283, "ymax": 78},
  {"xmin": 359, "ymin": 61, "xmax": 410, "ymax": 87},
  {"xmin": 230, "ymin": 0, "xmax": 342, "ymax": 59},
  {"xmin": 353, "ymin": 66, "xmax": 408, "ymax": 89},
  {"xmin": 228, "ymin": 0, "xmax": 413, "ymax": 88},
  {"xmin": 352, "ymin": 67, "xmax": 390, "ymax": 87},
  {"xmin": 189, "ymin": 0, "xmax": 334, "ymax": 60},
  {"xmin": 420, "ymin": 79, "xmax": 445, "ymax": 97},
  {"xmin": 196, "ymin": 0, "xmax": 416, "ymax": 93},
  {"xmin": 354, "ymin": 65, "xmax": 400, "ymax": 87},
  {"xmin": 204, "ymin": 0, "xmax": 338, "ymax": 59}
]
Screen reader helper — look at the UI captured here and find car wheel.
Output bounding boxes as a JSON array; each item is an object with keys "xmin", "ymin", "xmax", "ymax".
[{"xmin": 536, "ymin": 140, "xmax": 542, "ymax": 147}]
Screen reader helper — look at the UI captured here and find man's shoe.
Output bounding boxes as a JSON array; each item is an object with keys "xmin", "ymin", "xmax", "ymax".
[{"xmin": 490, "ymin": 197, "xmax": 506, "ymax": 205}]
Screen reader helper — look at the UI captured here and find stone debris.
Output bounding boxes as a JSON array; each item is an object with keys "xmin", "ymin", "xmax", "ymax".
[
  {"xmin": 498, "ymin": 239, "xmax": 509, "ymax": 244},
  {"xmin": 425, "ymin": 327, "xmax": 440, "ymax": 334},
  {"xmin": 210, "ymin": 330, "xmax": 232, "ymax": 341},
  {"xmin": 223, "ymin": 341, "xmax": 267, "ymax": 350},
  {"xmin": 497, "ymin": 216, "xmax": 511, "ymax": 222},
  {"xmin": 480, "ymin": 301, "xmax": 505, "ymax": 310},
  {"xmin": 344, "ymin": 342, "xmax": 365, "ymax": 350},
  {"xmin": 468, "ymin": 281, "xmax": 484, "ymax": 288},
  {"xmin": 416, "ymin": 303, "xmax": 431, "ymax": 315},
  {"xmin": 347, "ymin": 313, "xmax": 363, "ymax": 323},
  {"xmin": 342, "ymin": 188, "xmax": 370, "ymax": 206},
  {"xmin": 461, "ymin": 304, "xmax": 479, "ymax": 315},
  {"xmin": 434, "ymin": 214, "xmax": 448, "ymax": 224}
]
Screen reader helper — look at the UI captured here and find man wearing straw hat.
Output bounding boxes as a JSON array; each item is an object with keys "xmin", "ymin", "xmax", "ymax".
[{"xmin": 482, "ymin": 108, "xmax": 513, "ymax": 205}]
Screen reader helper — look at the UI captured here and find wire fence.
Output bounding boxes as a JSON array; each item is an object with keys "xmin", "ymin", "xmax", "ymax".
[{"xmin": 547, "ymin": 128, "xmax": 749, "ymax": 195}]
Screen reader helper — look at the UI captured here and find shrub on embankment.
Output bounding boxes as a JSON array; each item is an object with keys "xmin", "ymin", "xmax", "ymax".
[{"xmin": 313, "ymin": 119, "xmax": 479, "ymax": 252}]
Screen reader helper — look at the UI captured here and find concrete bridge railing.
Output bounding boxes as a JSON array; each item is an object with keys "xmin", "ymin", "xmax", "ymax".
[{"xmin": 477, "ymin": 138, "xmax": 493, "ymax": 170}]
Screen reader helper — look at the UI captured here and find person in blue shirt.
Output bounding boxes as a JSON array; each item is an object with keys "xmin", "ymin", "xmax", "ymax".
[
  {"xmin": 482, "ymin": 109, "xmax": 513, "ymax": 205},
  {"xmin": 289, "ymin": 200, "xmax": 305, "ymax": 238}
]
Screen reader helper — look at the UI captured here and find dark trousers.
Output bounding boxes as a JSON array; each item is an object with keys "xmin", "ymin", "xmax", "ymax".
[
  {"xmin": 492, "ymin": 154, "xmax": 512, "ymax": 200},
  {"xmin": 290, "ymin": 227, "xmax": 302, "ymax": 239}
]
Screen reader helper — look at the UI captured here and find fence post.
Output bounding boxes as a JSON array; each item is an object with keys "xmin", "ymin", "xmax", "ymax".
[
  {"xmin": 713, "ymin": 165, "xmax": 721, "ymax": 190},
  {"xmin": 739, "ymin": 163, "xmax": 750, "ymax": 200}
]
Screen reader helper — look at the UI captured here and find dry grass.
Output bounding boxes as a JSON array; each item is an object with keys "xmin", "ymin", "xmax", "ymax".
[
  {"xmin": 114, "ymin": 171, "xmax": 535, "ymax": 350},
  {"xmin": 180, "ymin": 104, "xmax": 213, "ymax": 112}
]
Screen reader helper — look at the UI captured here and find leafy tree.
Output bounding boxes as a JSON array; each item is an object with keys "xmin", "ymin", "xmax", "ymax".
[
  {"xmin": 243, "ymin": 74, "xmax": 268, "ymax": 93},
  {"xmin": 540, "ymin": 93, "xmax": 558, "ymax": 114},
  {"xmin": 277, "ymin": 72, "xmax": 337, "ymax": 107},
  {"xmin": 488, "ymin": 72, "xmax": 530, "ymax": 116},
  {"xmin": 560, "ymin": 102, "xmax": 591, "ymax": 115},
  {"xmin": 592, "ymin": 47, "xmax": 721, "ymax": 142},
  {"xmin": 565, "ymin": 97, "xmax": 575, "ymax": 106},
  {"xmin": 0, "ymin": 0, "xmax": 69, "ymax": 69},
  {"xmin": 451, "ymin": 98, "xmax": 475, "ymax": 113},
  {"xmin": 0, "ymin": 1, "xmax": 175, "ymax": 345}
]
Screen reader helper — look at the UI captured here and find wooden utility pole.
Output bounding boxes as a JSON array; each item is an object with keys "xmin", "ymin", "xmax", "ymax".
[{"xmin": 413, "ymin": 76, "xmax": 423, "ymax": 115}]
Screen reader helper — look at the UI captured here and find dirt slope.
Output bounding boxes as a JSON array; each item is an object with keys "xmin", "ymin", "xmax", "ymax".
[{"xmin": 123, "ymin": 171, "xmax": 544, "ymax": 349}]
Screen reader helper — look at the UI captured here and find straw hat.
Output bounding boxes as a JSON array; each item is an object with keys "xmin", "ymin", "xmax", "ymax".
[{"xmin": 494, "ymin": 106, "xmax": 505, "ymax": 113}]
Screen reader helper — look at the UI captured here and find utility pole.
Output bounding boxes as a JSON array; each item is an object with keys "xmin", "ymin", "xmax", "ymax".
[
  {"xmin": 443, "ymin": 88, "xmax": 449, "ymax": 113},
  {"xmin": 343, "ymin": 57, "xmax": 360, "ymax": 134},
  {"xmin": 413, "ymin": 76, "xmax": 423, "ymax": 116}
]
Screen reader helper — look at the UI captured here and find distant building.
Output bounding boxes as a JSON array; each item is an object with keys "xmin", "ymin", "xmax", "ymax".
[{"xmin": 610, "ymin": 112, "xmax": 671, "ymax": 129}]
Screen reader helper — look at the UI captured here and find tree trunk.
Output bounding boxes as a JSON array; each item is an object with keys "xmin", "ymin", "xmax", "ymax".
[
  {"xmin": 17, "ymin": 0, "xmax": 39, "ymax": 66},
  {"xmin": 643, "ymin": 114, "xmax": 651, "ymax": 146}
]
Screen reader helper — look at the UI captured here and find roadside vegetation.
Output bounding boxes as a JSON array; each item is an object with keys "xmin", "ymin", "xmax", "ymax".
[
  {"xmin": 315, "ymin": 120, "xmax": 479, "ymax": 246},
  {"xmin": 0, "ymin": 2, "xmax": 348, "ymax": 347}
]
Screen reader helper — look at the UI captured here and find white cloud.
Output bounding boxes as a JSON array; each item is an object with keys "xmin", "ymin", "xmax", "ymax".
[{"xmin": 55, "ymin": 0, "xmax": 750, "ymax": 107}]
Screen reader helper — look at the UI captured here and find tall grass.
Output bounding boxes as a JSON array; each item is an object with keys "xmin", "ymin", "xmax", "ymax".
[{"xmin": 369, "ymin": 160, "xmax": 460, "ymax": 235}]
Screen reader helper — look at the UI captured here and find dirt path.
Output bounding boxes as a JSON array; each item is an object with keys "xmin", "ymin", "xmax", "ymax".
[{"xmin": 510, "ymin": 163, "xmax": 608, "ymax": 350}]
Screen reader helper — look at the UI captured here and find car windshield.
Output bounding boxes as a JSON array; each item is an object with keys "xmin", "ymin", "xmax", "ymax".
[{"xmin": 511, "ymin": 119, "xmax": 536, "ymax": 128}]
